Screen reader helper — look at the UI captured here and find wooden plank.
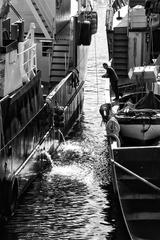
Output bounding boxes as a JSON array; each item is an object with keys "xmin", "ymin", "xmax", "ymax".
[
  {"xmin": 113, "ymin": 145, "xmax": 160, "ymax": 163},
  {"xmin": 127, "ymin": 212, "xmax": 160, "ymax": 221},
  {"xmin": 118, "ymin": 175, "xmax": 156, "ymax": 180},
  {"xmin": 121, "ymin": 194, "xmax": 160, "ymax": 200}
]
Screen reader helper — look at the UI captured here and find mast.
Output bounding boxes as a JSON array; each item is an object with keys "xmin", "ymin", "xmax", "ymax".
[
  {"xmin": 0, "ymin": 0, "xmax": 10, "ymax": 47},
  {"xmin": 78, "ymin": 0, "xmax": 82, "ymax": 14}
]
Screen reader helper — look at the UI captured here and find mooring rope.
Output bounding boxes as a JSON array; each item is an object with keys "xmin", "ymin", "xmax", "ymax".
[
  {"xmin": 111, "ymin": 159, "xmax": 160, "ymax": 193},
  {"xmin": 94, "ymin": 34, "xmax": 99, "ymax": 105},
  {"xmin": 108, "ymin": 133, "xmax": 160, "ymax": 193}
]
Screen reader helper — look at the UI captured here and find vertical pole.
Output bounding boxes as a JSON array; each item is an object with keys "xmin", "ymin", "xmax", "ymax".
[
  {"xmin": 17, "ymin": 20, "xmax": 24, "ymax": 42},
  {"xmin": 78, "ymin": 0, "xmax": 82, "ymax": 14},
  {"xmin": 73, "ymin": 16, "xmax": 77, "ymax": 67},
  {"xmin": 0, "ymin": 18, "xmax": 3, "ymax": 47},
  {"xmin": 52, "ymin": 0, "xmax": 56, "ymax": 38}
]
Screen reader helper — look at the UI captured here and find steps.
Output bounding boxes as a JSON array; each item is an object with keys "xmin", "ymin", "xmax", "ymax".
[
  {"xmin": 50, "ymin": 39, "xmax": 70, "ymax": 82},
  {"xmin": 32, "ymin": 0, "xmax": 52, "ymax": 37},
  {"xmin": 27, "ymin": 0, "xmax": 52, "ymax": 38},
  {"xmin": 112, "ymin": 27, "xmax": 128, "ymax": 84},
  {"xmin": 129, "ymin": 0, "xmax": 145, "ymax": 8}
]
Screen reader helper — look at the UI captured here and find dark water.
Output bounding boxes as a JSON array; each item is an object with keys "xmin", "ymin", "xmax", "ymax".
[{"xmin": 1, "ymin": 2, "xmax": 129, "ymax": 240}]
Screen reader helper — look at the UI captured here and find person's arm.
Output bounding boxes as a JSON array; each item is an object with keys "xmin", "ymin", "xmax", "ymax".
[{"xmin": 102, "ymin": 73, "xmax": 108, "ymax": 78}]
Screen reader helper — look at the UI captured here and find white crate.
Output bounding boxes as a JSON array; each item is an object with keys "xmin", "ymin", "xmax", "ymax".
[{"xmin": 130, "ymin": 5, "xmax": 147, "ymax": 28}]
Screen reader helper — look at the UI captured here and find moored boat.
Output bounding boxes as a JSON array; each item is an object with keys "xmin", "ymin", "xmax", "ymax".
[
  {"xmin": 99, "ymin": 0, "xmax": 160, "ymax": 239},
  {"xmin": 101, "ymin": 0, "xmax": 160, "ymax": 143},
  {"xmin": 109, "ymin": 141, "xmax": 160, "ymax": 240},
  {"xmin": 109, "ymin": 89, "xmax": 160, "ymax": 143},
  {"xmin": 100, "ymin": 72, "xmax": 160, "ymax": 143},
  {"xmin": 0, "ymin": 0, "xmax": 97, "ymax": 220}
]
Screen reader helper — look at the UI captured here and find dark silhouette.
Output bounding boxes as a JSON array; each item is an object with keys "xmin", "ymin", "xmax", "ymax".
[{"xmin": 102, "ymin": 62, "xmax": 120, "ymax": 100}]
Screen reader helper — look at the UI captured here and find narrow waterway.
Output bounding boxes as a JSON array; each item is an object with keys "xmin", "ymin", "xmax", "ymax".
[{"xmin": 1, "ymin": 2, "xmax": 129, "ymax": 240}]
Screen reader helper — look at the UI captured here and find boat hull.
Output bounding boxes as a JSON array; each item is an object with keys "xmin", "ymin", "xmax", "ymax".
[
  {"xmin": 119, "ymin": 119, "xmax": 160, "ymax": 141},
  {"xmin": 104, "ymin": 1, "xmax": 160, "ymax": 239},
  {"xmin": 114, "ymin": 91, "xmax": 160, "ymax": 143},
  {"xmin": 0, "ymin": 0, "xmax": 94, "ymax": 220},
  {"xmin": 0, "ymin": 69, "xmax": 84, "ymax": 219},
  {"xmin": 112, "ymin": 145, "xmax": 160, "ymax": 240}
]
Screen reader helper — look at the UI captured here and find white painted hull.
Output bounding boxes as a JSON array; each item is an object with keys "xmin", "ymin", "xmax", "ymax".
[{"xmin": 120, "ymin": 123, "xmax": 160, "ymax": 141}]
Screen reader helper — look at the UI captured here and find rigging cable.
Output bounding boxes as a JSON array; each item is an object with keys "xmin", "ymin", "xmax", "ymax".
[
  {"xmin": 94, "ymin": 34, "xmax": 99, "ymax": 104},
  {"xmin": 150, "ymin": 16, "xmax": 154, "ymax": 61},
  {"xmin": 93, "ymin": 1, "xmax": 99, "ymax": 105}
]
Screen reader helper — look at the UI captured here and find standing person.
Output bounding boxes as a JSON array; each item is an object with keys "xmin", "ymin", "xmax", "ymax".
[{"xmin": 102, "ymin": 62, "xmax": 120, "ymax": 101}]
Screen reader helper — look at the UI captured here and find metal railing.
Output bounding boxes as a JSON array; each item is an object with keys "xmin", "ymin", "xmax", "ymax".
[{"xmin": 18, "ymin": 23, "xmax": 37, "ymax": 80}]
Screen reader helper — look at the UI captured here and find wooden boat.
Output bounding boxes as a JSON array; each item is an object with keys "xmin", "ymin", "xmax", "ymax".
[
  {"xmin": 109, "ymin": 141, "xmax": 160, "ymax": 240},
  {"xmin": 0, "ymin": 0, "xmax": 97, "ymax": 220},
  {"xmin": 99, "ymin": 0, "xmax": 160, "ymax": 239},
  {"xmin": 100, "ymin": 83, "xmax": 160, "ymax": 240}
]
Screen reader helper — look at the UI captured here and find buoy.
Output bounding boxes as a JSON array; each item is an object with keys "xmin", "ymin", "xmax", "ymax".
[
  {"xmin": 99, "ymin": 103, "xmax": 111, "ymax": 122},
  {"xmin": 76, "ymin": 20, "xmax": 82, "ymax": 46},
  {"xmin": 54, "ymin": 106, "xmax": 65, "ymax": 128},
  {"xmin": 90, "ymin": 11, "xmax": 98, "ymax": 35},
  {"xmin": 80, "ymin": 20, "xmax": 91, "ymax": 46},
  {"xmin": 106, "ymin": 116, "xmax": 120, "ymax": 136}
]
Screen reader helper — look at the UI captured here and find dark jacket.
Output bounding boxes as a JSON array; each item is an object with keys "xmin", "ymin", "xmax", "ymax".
[{"xmin": 107, "ymin": 66, "xmax": 119, "ymax": 82}]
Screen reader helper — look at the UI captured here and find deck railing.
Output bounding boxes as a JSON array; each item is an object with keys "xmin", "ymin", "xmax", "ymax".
[{"xmin": 18, "ymin": 23, "xmax": 37, "ymax": 81}]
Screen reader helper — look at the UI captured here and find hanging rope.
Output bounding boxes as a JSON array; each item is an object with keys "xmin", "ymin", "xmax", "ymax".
[
  {"xmin": 0, "ymin": 103, "xmax": 5, "ymax": 148},
  {"xmin": 91, "ymin": 0, "xmax": 99, "ymax": 105},
  {"xmin": 111, "ymin": 158, "xmax": 160, "ymax": 193},
  {"xmin": 150, "ymin": 16, "xmax": 154, "ymax": 61},
  {"xmin": 108, "ymin": 135, "xmax": 160, "ymax": 193},
  {"xmin": 94, "ymin": 34, "xmax": 99, "ymax": 105}
]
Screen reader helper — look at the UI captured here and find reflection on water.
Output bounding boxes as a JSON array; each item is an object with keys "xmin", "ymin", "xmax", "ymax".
[{"xmin": 0, "ymin": 2, "xmax": 129, "ymax": 240}]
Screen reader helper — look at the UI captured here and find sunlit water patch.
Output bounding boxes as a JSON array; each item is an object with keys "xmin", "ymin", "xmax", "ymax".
[{"xmin": 1, "ymin": 142, "xmax": 114, "ymax": 240}]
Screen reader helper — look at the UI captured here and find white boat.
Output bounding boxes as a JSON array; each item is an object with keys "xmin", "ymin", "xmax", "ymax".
[{"xmin": 113, "ymin": 90, "xmax": 160, "ymax": 143}]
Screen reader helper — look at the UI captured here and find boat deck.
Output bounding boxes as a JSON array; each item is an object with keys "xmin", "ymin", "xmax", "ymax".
[{"xmin": 112, "ymin": 5, "xmax": 128, "ymax": 29}]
